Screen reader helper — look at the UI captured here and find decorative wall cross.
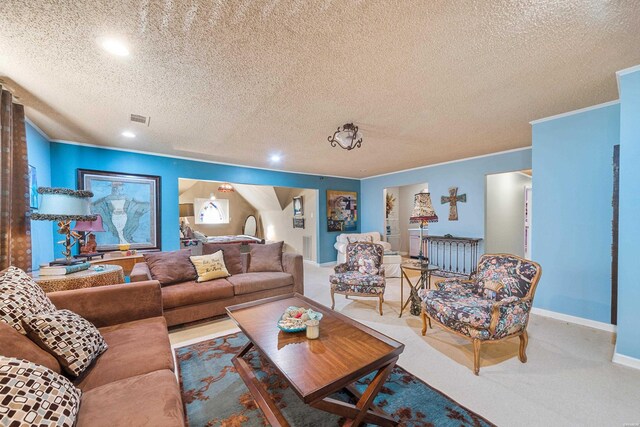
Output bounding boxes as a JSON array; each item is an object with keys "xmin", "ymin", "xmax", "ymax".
[{"xmin": 441, "ymin": 187, "xmax": 466, "ymax": 221}]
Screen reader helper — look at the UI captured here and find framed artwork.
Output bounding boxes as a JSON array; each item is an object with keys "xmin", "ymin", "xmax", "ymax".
[
  {"xmin": 293, "ymin": 217, "xmax": 305, "ymax": 229},
  {"xmin": 28, "ymin": 165, "xmax": 38, "ymax": 209},
  {"xmin": 77, "ymin": 169, "xmax": 161, "ymax": 251},
  {"xmin": 326, "ymin": 190, "xmax": 357, "ymax": 232},
  {"xmin": 293, "ymin": 196, "xmax": 303, "ymax": 217}
]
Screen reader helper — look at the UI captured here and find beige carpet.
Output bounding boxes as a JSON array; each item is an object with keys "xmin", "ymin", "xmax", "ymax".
[{"xmin": 170, "ymin": 262, "xmax": 640, "ymax": 426}]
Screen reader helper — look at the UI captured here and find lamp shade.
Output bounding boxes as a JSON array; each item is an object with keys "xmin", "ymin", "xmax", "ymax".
[
  {"xmin": 72, "ymin": 214, "xmax": 105, "ymax": 232},
  {"xmin": 179, "ymin": 203, "xmax": 194, "ymax": 217},
  {"xmin": 31, "ymin": 188, "xmax": 97, "ymax": 222},
  {"xmin": 217, "ymin": 183, "xmax": 234, "ymax": 193},
  {"xmin": 409, "ymin": 191, "xmax": 438, "ymax": 223}
]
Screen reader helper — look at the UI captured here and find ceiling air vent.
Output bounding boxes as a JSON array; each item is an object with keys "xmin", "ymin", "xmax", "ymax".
[{"xmin": 130, "ymin": 114, "xmax": 150, "ymax": 126}]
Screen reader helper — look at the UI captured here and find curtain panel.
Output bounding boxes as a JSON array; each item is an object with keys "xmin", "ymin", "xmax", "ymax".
[{"xmin": 0, "ymin": 86, "xmax": 32, "ymax": 271}]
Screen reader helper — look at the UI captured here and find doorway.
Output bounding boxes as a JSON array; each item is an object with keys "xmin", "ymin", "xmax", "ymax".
[
  {"xmin": 383, "ymin": 182, "xmax": 428, "ymax": 256},
  {"xmin": 485, "ymin": 170, "xmax": 532, "ymax": 258}
]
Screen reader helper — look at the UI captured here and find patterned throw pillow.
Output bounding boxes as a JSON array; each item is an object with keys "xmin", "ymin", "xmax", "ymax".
[
  {"xmin": 0, "ymin": 266, "xmax": 57, "ymax": 335},
  {"xmin": 0, "ymin": 356, "xmax": 81, "ymax": 427},
  {"xmin": 190, "ymin": 251, "xmax": 231, "ymax": 282},
  {"xmin": 22, "ymin": 309, "xmax": 108, "ymax": 377}
]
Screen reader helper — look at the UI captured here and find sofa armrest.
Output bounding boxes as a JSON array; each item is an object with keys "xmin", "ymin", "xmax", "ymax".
[
  {"xmin": 130, "ymin": 262, "xmax": 152, "ymax": 282},
  {"xmin": 489, "ymin": 296, "xmax": 532, "ymax": 338},
  {"xmin": 282, "ymin": 252, "xmax": 304, "ymax": 295},
  {"xmin": 47, "ymin": 281, "xmax": 163, "ymax": 328}
]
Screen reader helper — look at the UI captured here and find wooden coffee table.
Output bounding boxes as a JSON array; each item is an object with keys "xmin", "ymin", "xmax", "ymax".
[{"xmin": 226, "ymin": 293, "xmax": 405, "ymax": 427}]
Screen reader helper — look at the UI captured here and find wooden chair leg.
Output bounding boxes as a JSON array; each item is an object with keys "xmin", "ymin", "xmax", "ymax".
[
  {"xmin": 330, "ymin": 290, "xmax": 335, "ymax": 310},
  {"xmin": 421, "ymin": 309, "xmax": 427, "ymax": 336},
  {"xmin": 345, "ymin": 295, "xmax": 349, "ymax": 299},
  {"xmin": 519, "ymin": 330, "xmax": 528, "ymax": 363},
  {"xmin": 472, "ymin": 339, "xmax": 482, "ymax": 375},
  {"xmin": 378, "ymin": 294, "xmax": 383, "ymax": 316}
]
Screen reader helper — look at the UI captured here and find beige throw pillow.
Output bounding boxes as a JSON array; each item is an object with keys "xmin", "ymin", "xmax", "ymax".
[{"xmin": 190, "ymin": 251, "xmax": 231, "ymax": 283}]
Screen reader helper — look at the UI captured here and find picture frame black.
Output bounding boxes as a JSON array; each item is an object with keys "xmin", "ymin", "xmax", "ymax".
[
  {"xmin": 77, "ymin": 169, "xmax": 162, "ymax": 251},
  {"xmin": 293, "ymin": 196, "xmax": 303, "ymax": 217},
  {"xmin": 293, "ymin": 217, "xmax": 305, "ymax": 229}
]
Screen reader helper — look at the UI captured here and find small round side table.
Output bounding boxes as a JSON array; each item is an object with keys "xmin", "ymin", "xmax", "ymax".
[
  {"xmin": 31, "ymin": 265, "xmax": 125, "ymax": 293},
  {"xmin": 400, "ymin": 262, "xmax": 440, "ymax": 317}
]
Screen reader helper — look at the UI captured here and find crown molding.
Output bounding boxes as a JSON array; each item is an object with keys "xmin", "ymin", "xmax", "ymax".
[
  {"xmin": 529, "ymin": 100, "xmax": 620, "ymax": 125},
  {"xmin": 24, "ymin": 116, "xmax": 52, "ymax": 141},
  {"xmin": 50, "ymin": 139, "xmax": 358, "ymax": 181},
  {"xmin": 361, "ymin": 146, "xmax": 531, "ymax": 180}
]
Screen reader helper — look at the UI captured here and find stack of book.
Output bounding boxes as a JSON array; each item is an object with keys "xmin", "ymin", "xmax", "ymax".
[{"xmin": 39, "ymin": 262, "xmax": 91, "ymax": 276}]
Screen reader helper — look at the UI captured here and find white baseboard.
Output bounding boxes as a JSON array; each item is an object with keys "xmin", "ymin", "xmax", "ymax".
[
  {"xmin": 318, "ymin": 261, "xmax": 337, "ymax": 267},
  {"xmin": 303, "ymin": 260, "xmax": 319, "ymax": 267},
  {"xmin": 531, "ymin": 307, "xmax": 616, "ymax": 332},
  {"xmin": 612, "ymin": 346, "xmax": 640, "ymax": 370}
]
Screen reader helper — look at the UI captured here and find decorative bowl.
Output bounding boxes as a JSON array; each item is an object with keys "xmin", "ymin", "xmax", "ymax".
[{"xmin": 277, "ymin": 306, "xmax": 323, "ymax": 333}]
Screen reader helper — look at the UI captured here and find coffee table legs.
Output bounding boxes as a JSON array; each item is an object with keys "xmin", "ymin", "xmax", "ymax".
[
  {"xmin": 232, "ymin": 342, "xmax": 290, "ymax": 427},
  {"xmin": 233, "ymin": 343, "xmax": 398, "ymax": 427},
  {"xmin": 312, "ymin": 358, "xmax": 399, "ymax": 427}
]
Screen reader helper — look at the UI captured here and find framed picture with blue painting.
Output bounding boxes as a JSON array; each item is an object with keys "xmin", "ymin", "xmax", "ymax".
[
  {"xmin": 326, "ymin": 190, "xmax": 357, "ymax": 232},
  {"xmin": 77, "ymin": 169, "xmax": 161, "ymax": 251}
]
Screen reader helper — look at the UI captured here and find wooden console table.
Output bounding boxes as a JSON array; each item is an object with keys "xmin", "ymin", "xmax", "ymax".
[{"xmin": 32, "ymin": 265, "xmax": 125, "ymax": 293}]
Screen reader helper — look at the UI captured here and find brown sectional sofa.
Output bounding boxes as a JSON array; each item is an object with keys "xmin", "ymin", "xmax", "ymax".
[
  {"xmin": 1, "ymin": 280, "xmax": 184, "ymax": 426},
  {"xmin": 131, "ymin": 251, "xmax": 304, "ymax": 327}
]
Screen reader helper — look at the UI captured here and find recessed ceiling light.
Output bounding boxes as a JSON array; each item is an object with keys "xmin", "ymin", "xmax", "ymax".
[
  {"xmin": 121, "ymin": 131, "xmax": 136, "ymax": 138},
  {"xmin": 270, "ymin": 154, "xmax": 281, "ymax": 162},
  {"xmin": 100, "ymin": 38, "xmax": 130, "ymax": 56}
]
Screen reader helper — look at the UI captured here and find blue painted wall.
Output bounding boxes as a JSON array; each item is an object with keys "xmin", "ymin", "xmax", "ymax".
[
  {"xmin": 47, "ymin": 142, "xmax": 360, "ymax": 264},
  {"xmin": 25, "ymin": 123, "xmax": 54, "ymax": 270},
  {"xmin": 531, "ymin": 103, "xmax": 620, "ymax": 323},
  {"xmin": 617, "ymin": 69, "xmax": 640, "ymax": 359},
  {"xmin": 360, "ymin": 149, "xmax": 532, "ymax": 244}
]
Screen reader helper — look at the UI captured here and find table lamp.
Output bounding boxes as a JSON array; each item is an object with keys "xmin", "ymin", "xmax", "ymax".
[
  {"xmin": 31, "ymin": 187, "xmax": 97, "ymax": 265},
  {"xmin": 409, "ymin": 190, "xmax": 438, "ymax": 266},
  {"xmin": 73, "ymin": 214, "xmax": 105, "ymax": 257}
]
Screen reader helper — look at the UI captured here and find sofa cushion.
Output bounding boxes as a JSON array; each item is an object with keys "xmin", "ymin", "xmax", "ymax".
[
  {"xmin": 202, "ymin": 243, "xmax": 244, "ymax": 275},
  {"xmin": 23, "ymin": 309, "xmax": 108, "ymax": 377},
  {"xmin": 248, "ymin": 241, "xmax": 284, "ymax": 272},
  {"xmin": 77, "ymin": 370, "xmax": 184, "ymax": 427},
  {"xmin": 74, "ymin": 317, "xmax": 174, "ymax": 391},
  {"xmin": 227, "ymin": 272, "xmax": 293, "ymax": 295},
  {"xmin": 0, "ymin": 266, "xmax": 57, "ymax": 334},
  {"xmin": 0, "ymin": 321, "xmax": 61, "ymax": 373},
  {"xmin": 0, "ymin": 356, "xmax": 81, "ymax": 427},
  {"xmin": 422, "ymin": 289, "xmax": 495, "ymax": 331},
  {"xmin": 162, "ymin": 279, "xmax": 234, "ymax": 309},
  {"xmin": 144, "ymin": 249, "xmax": 197, "ymax": 286},
  {"xmin": 190, "ymin": 251, "xmax": 230, "ymax": 282},
  {"xmin": 329, "ymin": 271, "xmax": 385, "ymax": 294}
]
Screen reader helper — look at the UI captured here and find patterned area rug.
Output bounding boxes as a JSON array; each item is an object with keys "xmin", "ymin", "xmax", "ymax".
[{"xmin": 175, "ymin": 333, "xmax": 494, "ymax": 427}]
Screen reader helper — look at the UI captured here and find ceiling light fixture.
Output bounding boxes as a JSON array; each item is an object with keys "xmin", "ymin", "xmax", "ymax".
[
  {"xmin": 328, "ymin": 123, "xmax": 362, "ymax": 150},
  {"xmin": 270, "ymin": 154, "xmax": 281, "ymax": 162},
  {"xmin": 100, "ymin": 38, "xmax": 130, "ymax": 56},
  {"xmin": 218, "ymin": 182, "xmax": 234, "ymax": 193},
  {"xmin": 121, "ymin": 131, "xmax": 136, "ymax": 138}
]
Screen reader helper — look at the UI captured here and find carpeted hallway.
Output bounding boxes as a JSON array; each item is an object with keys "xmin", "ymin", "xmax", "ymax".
[{"xmin": 170, "ymin": 262, "xmax": 640, "ymax": 426}]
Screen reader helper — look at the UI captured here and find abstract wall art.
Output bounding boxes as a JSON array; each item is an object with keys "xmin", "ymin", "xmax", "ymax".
[{"xmin": 326, "ymin": 190, "xmax": 357, "ymax": 232}]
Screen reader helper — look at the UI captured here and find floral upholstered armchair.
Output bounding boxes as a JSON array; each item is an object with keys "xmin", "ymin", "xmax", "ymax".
[
  {"xmin": 419, "ymin": 254, "xmax": 542, "ymax": 375},
  {"xmin": 330, "ymin": 242, "xmax": 386, "ymax": 315}
]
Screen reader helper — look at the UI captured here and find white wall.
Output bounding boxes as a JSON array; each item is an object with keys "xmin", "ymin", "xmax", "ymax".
[
  {"xmin": 258, "ymin": 189, "xmax": 318, "ymax": 262},
  {"xmin": 398, "ymin": 182, "xmax": 428, "ymax": 255},
  {"xmin": 485, "ymin": 172, "xmax": 531, "ymax": 257}
]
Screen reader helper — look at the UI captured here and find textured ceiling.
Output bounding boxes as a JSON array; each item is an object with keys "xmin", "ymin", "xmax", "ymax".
[{"xmin": 1, "ymin": 1, "xmax": 639, "ymax": 178}]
